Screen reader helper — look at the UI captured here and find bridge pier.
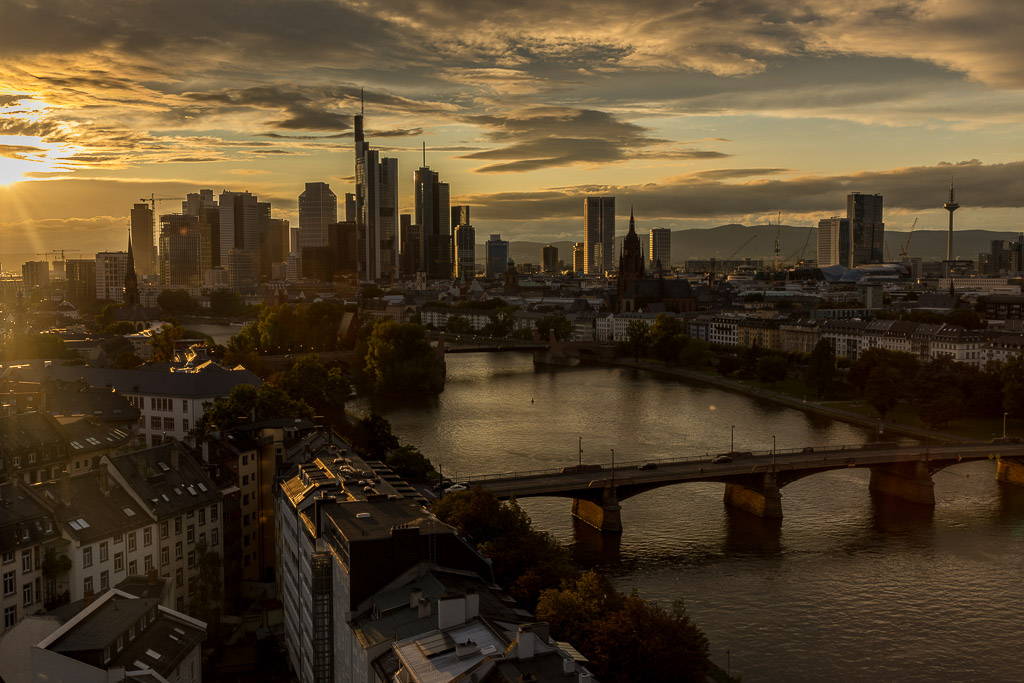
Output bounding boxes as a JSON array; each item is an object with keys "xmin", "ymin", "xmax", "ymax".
[
  {"xmin": 869, "ymin": 461, "xmax": 935, "ymax": 505},
  {"xmin": 571, "ymin": 488, "xmax": 622, "ymax": 533},
  {"xmin": 723, "ymin": 473, "xmax": 782, "ymax": 518},
  {"xmin": 996, "ymin": 459, "xmax": 1024, "ymax": 486}
]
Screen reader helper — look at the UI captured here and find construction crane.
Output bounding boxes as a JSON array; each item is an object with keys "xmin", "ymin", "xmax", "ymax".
[
  {"xmin": 139, "ymin": 194, "xmax": 186, "ymax": 213},
  {"xmin": 35, "ymin": 249, "xmax": 81, "ymax": 262},
  {"xmin": 783, "ymin": 227, "xmax": 815, "ymax": 265},
  {"xmin": 900, "ymin": 218, "xmax": 918, "ymax": 260}
]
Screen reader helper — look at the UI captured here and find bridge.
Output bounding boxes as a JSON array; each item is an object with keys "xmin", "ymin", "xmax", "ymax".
[{"xmin": 460, "ymin": 442, "xmax": 1024, "ymax": 532}]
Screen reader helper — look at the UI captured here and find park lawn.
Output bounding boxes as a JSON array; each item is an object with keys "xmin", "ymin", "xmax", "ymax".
[{"xmin": 827, "ymin": 400, "xmax": 1013, "ymax": 441}]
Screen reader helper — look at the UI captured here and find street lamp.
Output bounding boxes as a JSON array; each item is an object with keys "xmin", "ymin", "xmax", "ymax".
[
  {"xmin": 731, "ymin": 425, "xmax": 735, "ymax": 453},
  {"xmin": 1004, "ymin": 412, "xmax": 1008, "ymax": 439},
  {"xmin": 578, "ymin": 436, "xmax": 583, "ymax": 468},
  {"xmin": 772, "ymin": 435, "xmax": 776, "ymax": 470}
]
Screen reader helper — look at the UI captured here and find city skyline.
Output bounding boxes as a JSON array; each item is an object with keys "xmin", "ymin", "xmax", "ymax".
[{"xmin": 3, "ymin": 1, "xmax": 1024, "ymax": 257}]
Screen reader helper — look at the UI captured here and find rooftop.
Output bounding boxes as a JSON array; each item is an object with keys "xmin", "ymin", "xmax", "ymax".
[
  {"xmin": 108, "ymin": 443, "xmax": 221, "ymax": 520},
  {"xmin": 3, "ymin": 363, "xmax": 261, "ymax": 399}
]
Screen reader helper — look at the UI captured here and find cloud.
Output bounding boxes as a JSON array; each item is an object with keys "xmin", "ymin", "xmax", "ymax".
[{"xmin": 0, "ymin": 144, "xmax": 47, "ymax": 161}]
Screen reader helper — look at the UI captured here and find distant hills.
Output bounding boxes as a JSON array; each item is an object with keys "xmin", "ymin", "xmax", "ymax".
[{"xmin": 496, "ymin": 225, "xmax": 1023, "ymax": 268}]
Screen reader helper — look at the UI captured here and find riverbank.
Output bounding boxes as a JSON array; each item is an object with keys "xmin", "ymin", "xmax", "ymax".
[{"xmin": 600, "ymin": 357, "xmax": 979, "ymax": 444}]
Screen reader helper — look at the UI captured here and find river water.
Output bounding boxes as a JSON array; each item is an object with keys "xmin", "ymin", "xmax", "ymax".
[{"xmin": 360, "ymin": 353, "xmax": 1024, "ymax": 682}]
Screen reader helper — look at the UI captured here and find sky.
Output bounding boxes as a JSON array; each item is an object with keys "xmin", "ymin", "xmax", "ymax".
[{"xmin": 2, "ymin": 0, "xmax": 1024, "ymax": 260}]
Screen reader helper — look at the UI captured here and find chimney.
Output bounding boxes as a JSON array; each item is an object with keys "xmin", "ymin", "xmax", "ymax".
[
  {"xmin": 563, "ymin": 657, "xmax": 575, "ymax": 676},
  {"xmin": 517, "ymin": 625, "xmax": 535, "ymax": 660},
  {"xmin": 201, "ymin": 440, "xmax": 209, "ymax": 464},
  {"xmin": 465, "ymin": 588, "xmax": 479, "ymax": 620},
  {"xmin": 170, "ymin": 447, "xmax": 179, "ymax": 470},
  {"xmin": 437, "ymin": 593, "xmax": 466, "ymax": 630},
  {"xmin": 409, "ymin": 587, "xmax": 422, "ymax": 609},
  {"xmin": 59, "ymin": 469, "xmax": 71, "ymax": 506},
  {"xmin": 417, "ymin": 597, "xmax": 431, "ymax": 619},
  {"xmin": 99, "ymin": 463, "xmax": 110, "ymax": 496}
]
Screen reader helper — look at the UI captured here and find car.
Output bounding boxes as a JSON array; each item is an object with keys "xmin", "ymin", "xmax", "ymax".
[
  {"xmin": 445, "ymin": 484, "xmax": 468, "ymax": 493},
  {"xmin": 711, "ymin": 455, "xmax": 733, "ymax": 464},
  {"xmin": 637, "ymin": 462, "xmax": 658, "ymax": 470}
]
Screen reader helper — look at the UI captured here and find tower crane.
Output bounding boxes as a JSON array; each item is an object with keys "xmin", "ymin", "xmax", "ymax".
[{"xmin": 900, "ymin": 218, "xmax": 918, "ymax": 260}]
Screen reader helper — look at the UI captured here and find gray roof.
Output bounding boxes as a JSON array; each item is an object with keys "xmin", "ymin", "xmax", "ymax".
[
  {"xmin": 0, "ymin": 480, "xmax": 61, "ymax": 553},
  {"xmin": 35, "ymin": 470, "xmax": 149, "ymax": 545},
  {"xmin": 108, "ymin": 443, "xmax": 221, "ymax": 520},
  {"xmin": 64, "ymin": 418, "xmax": 131, "ymax": 455},
  {"xmin": 4, "ymin": 363, "xmax": 261, "ymax": 399}
]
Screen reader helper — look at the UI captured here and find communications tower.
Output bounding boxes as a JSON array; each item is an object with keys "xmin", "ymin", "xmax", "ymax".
[{"xmin": 943, "ymin": 179, "xmax": 960, "ymax": 262}]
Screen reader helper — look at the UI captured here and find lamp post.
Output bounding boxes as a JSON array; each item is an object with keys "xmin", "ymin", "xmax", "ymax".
[
  {"xmin": 610, "ymin": 448, "xmax": 615, "ymax": 487},
  {"xmin": 1004, "ymin": 412, "xmax": 1008, "ymax": 439},
  {"xmin": 578, "ymin": 436, "xmax": 583, "ymax": 467},
  {"xmin": 731, "ymin": 425, "xmax": 735, "ymax": 453},
  {"xmin": 772, "ymin": 435, "xmax": 776, "ymax": 470}
]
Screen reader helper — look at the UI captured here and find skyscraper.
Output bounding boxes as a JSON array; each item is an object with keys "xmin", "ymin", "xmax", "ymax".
[
  {"xmin": 219, "ymin": 190, "xmax": 259, "ymax": 287},
  {"xmin": 298, "ymin": 182, "xmax": 338, "ymax": 250},
  {"xmin": 129, "ymin": 203, "xmax": 155, "ymax": 278},
  {"xmin": 183, "ymin": 189, "xmax": 218, "ymax": 271},
  {"xmin": 400, "ymin": 214, "xmax": 422, "ymax": 275},
  {"xmin": 485, "ymin": 234, "xmax": 509, "ymax": 278},
  {"xmin": 572, "ymin": 242, "xmax": 585, "ymax": 275},
  {"xmin": 354, "ymin": 113, "xmax": 399, "ymax": 281},
  {"xmin": 65, "ymin": 259, "xmax": 96, "ymax": 303},
  {"xmin": 453, "ymin": 224, "xmax": 476, "ymax": 280},
  {"xmin": 158, "ymin": 214, "xmax": 202, "ymax": 286},
  {"xmin": 649, "ymin": 227, "xmax": 671, "ymax": 270},
  {"xmin": 542, "ymin": 245, "xmax": 559, "ymax": 273},
  {"xmin": 344, "ymin": 193, "xmax": 356, "ymax": 223},
  {"xmin": 816, "ymin": 217, "xmax": 851, "ymax": 268},
  {"xmin": 847, "ymin": 193, "xmax": 884, "ymax": 266},
  {"xmin": 584, "ymin": 196, "xmax": 615, "ymax": 274},
  {"xmin": 451, "ymin": 205, "xmax": 470, "ymax": 229},
  {"xmin": 415, "ymin": 165, "xmax": 451, "ymax": 279},
  {"xmin": 944, "ymin": 180, "xmax": 960, "ymax": 263},
  {"xmin": 95, "ymin": 251, "xmax": 128, "ymax": 302}
]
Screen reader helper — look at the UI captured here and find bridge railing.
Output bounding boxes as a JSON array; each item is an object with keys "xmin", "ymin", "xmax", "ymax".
[{"xmin": 459, "ymin": 440, "xmax": 925, "ymax": 483}]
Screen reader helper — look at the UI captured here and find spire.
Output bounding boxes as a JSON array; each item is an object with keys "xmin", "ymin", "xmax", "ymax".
[
  {"xmin": 423, "ymin": 141, "xmax": 426, "ymax": 167},
  {"xmin": 628, "ymin": 206, "xmax": 636, "ymax": 233},
  {"xmin": 123, "ymin": 226, "xmax": 139, "ymax": 308}
]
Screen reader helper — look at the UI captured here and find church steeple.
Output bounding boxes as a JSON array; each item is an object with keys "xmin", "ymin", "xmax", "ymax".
[
  {"xmin": 123, "ymin": 228, "xmax": 140, "ymax": 308},
  {"xmin": 628, "ymin": 206, "xmax": 636, "ymax": 233}
]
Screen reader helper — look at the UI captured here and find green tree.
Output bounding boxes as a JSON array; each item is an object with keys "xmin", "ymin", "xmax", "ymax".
[
  {"xmin": 157, "ymin": 289, "xmax": 199, "ymax": 315},
  {"xmin": 190, "ymin": 538, "xmax": 224, "ymax": 637},
  {"xmin": 755, "ymin": 353, "xmax": 789, "ymax": 388},
  {"xmin": 536, "ymin": 314, "xmax": 572, "ymax": 342},
  {"xmin": 1001, "ymin": 356, "xmax": 1024, "ymax": 419},
  {"xmin": 865, "ymin": 365, "xmax": 901, "ymax": 419},
  {"xmin": 535, "ymin": 571, "xmax": 621, "ymax": 648},
  {"xmin": 920, "ymin": 393, "xmax": 965, "ymax": 429},
  {"xmin": 386, "ymin": 444, "xmax": 434, "ymax": 481},
  {"xmin": 624, "ymin": 320, "xmax": 650, "ymax": 360},
  {"xmin": 195, "ymin": 383, "xmax": 314, "ymax": 435},
  {"xmin": 112, "ymin": 350, "xmax": 144, "ymax": 369},
  {"xmin": 446, "ymin": 315, "xmax": 473, "ymax": 334},
  {"xmin": 647, "ymin": 314, "xmax": 686, "ymax": 363},
  {"xmin": 678, "ymin": 338, "xmax": 712, "ymax": 368},
  {"xmin": 102, "ymin": 320, "xmax": 138, "ymax": 335},
  {"xmin": 362, "ymin": 320, "xmax": 445, "ymax": 394},
  {"xmin": 150, "ymin": 323, "xmax": 185, "ymax": 362},
  {"xmin": 95, "ymin": 302, "xmax": 120, "ymax": 328},
  {"xmin": 805, "ymin": 338, "xmax": 837, "ymax": 398},
  {"xmin": 717, "ymin": 354, "xmax": 742, "ymax": 376},
  {"xmin": 209, "ymin": 289, "xmax": 246, "ymax": 317},
  {"xmin": 481, "ymin": 307, "xmax": 517, "ymax": 337},
  {"xmin": 270, "ymin": 354, "xmax": 350, "ymax": 425},
  {"xmin": 349, "ymin": 413, "xmax": 401, "ymax": 461}
]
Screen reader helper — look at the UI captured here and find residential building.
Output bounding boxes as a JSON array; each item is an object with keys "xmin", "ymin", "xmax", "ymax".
[
  {"xmin": 848, "ymin": 192, "xmax": 884, "ymax": 266},
  {"xmin": 737, "ymin": 318, "xmax": 781, "ymax": 350},
  {"xmin": 22, "ymin": 261, "xmax": 49, "ymax": 289},
  {"xmin": 583, "ymin": 196, "xmax": 615, "ymax": 274},
  {"xmin": 130, "ymin": 203, "xmax": 156, "ymax": 278},
  {"xmin": 484, "ymin": 234, "xmax": 509, "ymax": 278},
  {"xmin": 64, "ymin": 259, "xmax": 96, "ymax": 304},
  {"xmin": 0, "ymin": 479, "xmax": 61, "ymax": 636},
  {"xmin": 649, "ymin": 227, "xmax": 671, "ymax": 269},
  {"xmin": 0, "ymin": 411, "xmax": 68, "ymax": 485},
  {"xmin": 95, "ymin": 252, "xmax": 128, "ymax": 302}
]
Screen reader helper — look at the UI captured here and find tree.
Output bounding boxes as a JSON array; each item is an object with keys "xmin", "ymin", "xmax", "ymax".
[
  {"xmin": 157, "ymin": 289, "xmax": 199, "ymax": 315},
  {"xmin": 112, "ymin": 350, "xmax": 144, "ymax": 369},
  {"xmin": 446, "ymin": 315, "xmax": 473, "ymax": 334},
  {"xmin": 678, "ymin": 338, "xmax": 712, "ymax": 368},
  {"xmin": 920, "ymin": 393, "xmax": 965, "ymax": 429},
  {"xmin": 717, "ymin": 355, "xmax": 742, "ymax": 377},
  {"xmin": 805, "ymin": 338, "xmax": 837, "ymax": 398},
  {"xmin": 101, "ymin": 320, "xmax": 138, "ymax": 335},
  {"xmin": 270, "ymin": 354, "xmax": 350, "ymax": 426},
  {"xmin": 150, "ymin": 323, "xmax": 185, "ymax": 362},
  {"xmin": 387, "ymin": 444, "xmax": 434, "ymax": 481},
  {"xmin": 349, "ymin": 414, "xmax": 401, "ymax": 461},
  {"xmin": 647, "ymin": 314, "xmax": 686, "ymax": 363},
  {"xmin": 535, "ymin": 571, "xmax": 622, "ymax": 648},
  {"xmin": 1001, "ymin": 356, "xmax": 1024, "ymax": 419},
  {"xmin": 362, "ymin": 320, "xmax": 445, "ymax": 394},
  {"xmin": 536, "ymin": 314, "xmax": 572, "ymax": 342},
  {"xmin": 190, "ymin": 539, "xmax": 223, "ymax": 635},
  {"xmin": 756, "ymin": 353, "xmax": 789, "ymax": 388},
  {"xmin": 195, "ymin": 383, "xmax": 314, "ymax": 435},
  {"xmin": 865, "ymin": 365, "xmax": 901, "ymax": 419},
  {"xmin": 481, "ymin": 307, "xmax": 516, "ymax": 338},
  {"xmin": 624, "ymin": 320, "xmax": 650, "ymax": 361},
  {"xmin": 209, "ymin": 289, "xmax": 246, "ymax": 317}
]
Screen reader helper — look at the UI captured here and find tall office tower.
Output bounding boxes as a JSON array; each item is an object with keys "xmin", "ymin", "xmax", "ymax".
[
  {"xmin": 451, "ymin": 205, "xmax": 470, "ymax": 229},
  {"xmin": 453, "ymin": 224, "xmax": 476, "ymax": 280},
  {"xmin": 95, "ymin": 251, "xmax": 128, "ymax": 302},
  {"xmin": 129, "ymin": 203, "xmax": 155, "ymax": 277},
  {"xmin": 268, "ymin": 218, "xmax": 290, "ymax": 268},
  {"xmin": 400, "ymin": 214, "xmax": 423, "ymax": 275},
  {"xmin": 415, "ymin": 165, "xmax": 452, "ymax": 278},
  {"xmin": 583, "ymin": 196, "xmax": 615, "ymax": 274},
  {"xmin": 290, "ymin": 227, "xmax": 300, "ymax": 254},
  {"xmin": 158, "ymin": 214, "xmax": 202, "ymax": 286},
  {"xmin": 21, "ymin": 261, "xmax": 49, "ymax": 288},
  {"xmin": 298, "ymin": 182, "xmax": 338, "ymax": 250},
  {"xmin": 182, "ymin": 189, "xmax": 216, "ymax": 216},
  {"xmin": 354, "ymin": 113, "xmax": 399, "ymax": 281},
  {"xmin": 573, "ymin": 242, "xmax": 585, "ymax": 274},
  {"xmin": 816, "ymin": 217, "xmax": 851, "ymax": 268},
  {"xmin": 649, "ymin": 227, "xmax": 671, "ymax": 270},
  {"xmin": 328, "ymin": 222, "xmax": 359, "ymax": 275},
  {"xmin": 943, "ymin": 180, "xmax": 960, "ymax": 262},
  {"xmin": 542, "ymin": 245, "xmax": 559, "ymax": 273},
  {"xmin": 344, "ymin": 193, "xmax": 356, "ymax": 223},
  {"xmin": 847, "ymin": 193, "xmax": 884, "ymax": 266},
  {"xmin": 65, "ymin": 259, "xmax": 96, "ymax": 303},
  {"xmin": 184, "ymin": 191, "xmax": 220, "ymax": 270},
  {"xmin": 219, "ymin": 190, "xmax": 259, "ymax": 287},
  {"xmin": 485, "ymin": 234, "xmax": 509, "ymax": 278},
  {"xmin": 257, "ymin": 201, "xmax": 273, "ymax": 280}
]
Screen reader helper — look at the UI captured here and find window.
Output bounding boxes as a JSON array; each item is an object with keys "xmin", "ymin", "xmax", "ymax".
[
  {"xmin": 99, "ymin": 542, "xmax": 108, "ymax": 563},
  {"xmin": 114, "ymin": 552, "xmax": 124, "ymax": 572},
  {"xmin": 3, "ymin": 572, "xmax": 14, "ymax": 595},
  {"xmin": 188, "ymin": 577, "xmax": 194, "ymax": 596},
  {"xmin": 2, "ymin": 551, "xmax": 13, "ymax": 564},
  {"xmin": 183, "ymin": 419, "xmax": 189, "ymax": 433},
  {"xmin": 82, "ymin": 546, "xmax": 93, "ymax": 568},
  {"xmin": 211, "ymin": 529, "xmax": 219, "ymax": 547},
  {"xmin": 199, "ymin": 532, "xmax": 206, "ymax": 547},
  {"xmin": 127, "ymin": 532, "xmax": 136, "ymax": 552},
  {"xmin": 187, "ymin": 525, "xmax": 194, "ymax": 544},
  {"xmin": 161, "ymin": 547, "xmax": 169, "ymax": 565},
  {"xmin": 163, "ymin": 418, "xmax": 174, "ymax": 431},
  {"xmin": 182, "ymin": 400, "xmax": 188, "ymax": 413},
  {"xmin": 4, "ymin": 606, "xmax": 14, "ymax": 629},
  {"xmin": 175, "ymin": 567, "xmax": 183, "ymax": 587},
  {"xmin": 242, "ymin": 454, "xmax": 248, "ymax": 466},
  {"xmin": 160, "ymin": 521, "xmax": 169, "ymax": 539},
  {"xmin": 144, "ymin": 555, "xmax": 153, "ymax": 572},
  {"xmin": 211, "ymin": 504, "xmax": 218, "ymax": 522},
  {"xmin": 114, "ymin": 533, "xmax": 123, "ymax": 544},
  {"xmin": 175, "ymin": 542, "xmax": 182, "ymax": 559},
  {"xmin": 150, "ymin": 397, "xmax": 156, "ymax": 410},
  {"xmin": 150, "ymin": 416, "xmax": 160, "ymax": 429},
  {"xmin": 22, "ymin": 551, "xmax": 31, "ymax": 573},
  {"xmin": 84, "ymin": 576, "xmax": 93, "ymax": 595},
  {"xmin": 187, "ymin": 550, "xmax": 195, "ymax": 569},
  {"xmin": 176, "ymin": 596, "xmax": 184, "ymax": 612},
  {"xmin": 242, "ymin": 474, "xmax": 248, "ymax": 486},
  {"xmin": 128, "ymin": 560, "xmax": 137, "ymax": 575},
  {"xmin": 243, "ymin": 494, "xmax": 249, "ymax": 505},
  {"xmin": 174, "ymin": 517, "xmax": 182, "ymax": 534},
  {"xmin": 199, "ymin": 509, "xmax": 206, "ymax": 526},
  {"xmin": 100, "ymin": 570, "xmax": 109, "ymax": 591},
  {"xmin": 22, "ymin": 583, "xmax": 31, "ymax": 606},
  {"xmin": 143, "ymin": 528, "xmax": 152, "ymax": 547}
]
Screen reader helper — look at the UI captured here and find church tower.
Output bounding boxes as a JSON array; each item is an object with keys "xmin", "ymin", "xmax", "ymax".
[
  {"xmin": 123, "ymin": 229, "xmax": 140, "ymax": 308},
  {"xmin": 616, "ymin": 208, "xmax": 645, "ymax": 308}
]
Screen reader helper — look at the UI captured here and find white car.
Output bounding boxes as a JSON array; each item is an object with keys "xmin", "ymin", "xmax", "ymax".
[{"xmin": 445, "ymin": 484, "xmax": 468, "ymax": 493}]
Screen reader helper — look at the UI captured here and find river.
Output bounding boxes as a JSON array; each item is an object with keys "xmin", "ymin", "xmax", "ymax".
[{"xmin": 358, "ymin": 353, "xmax": 1024, "ymax": 682}]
